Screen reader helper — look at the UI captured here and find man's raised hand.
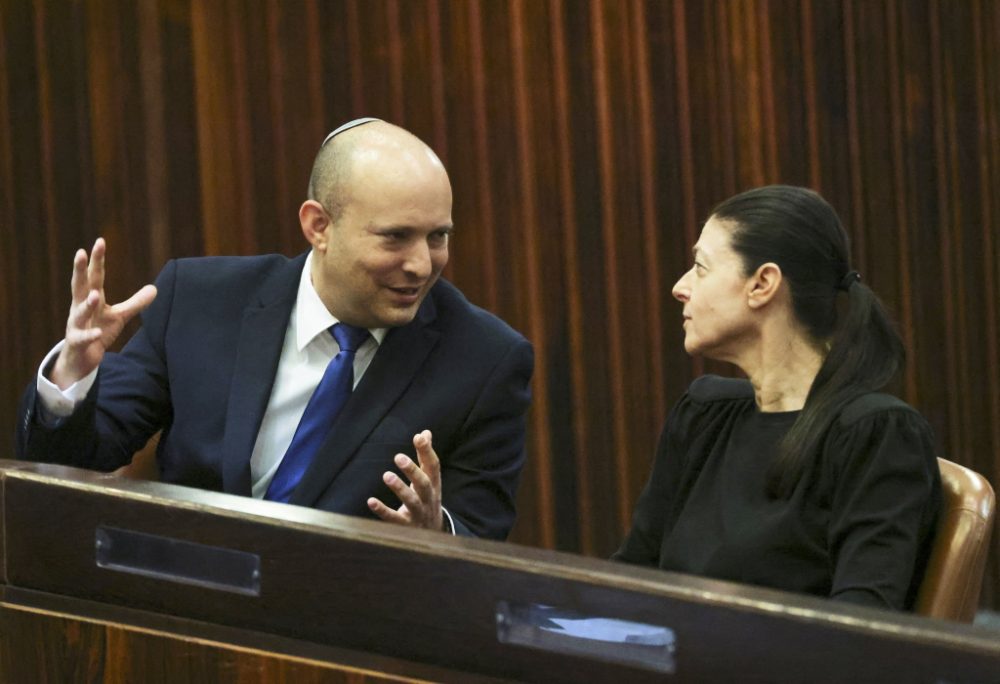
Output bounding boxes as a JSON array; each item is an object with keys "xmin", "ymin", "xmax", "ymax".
[
  {"xmin": 50, "ymin": 238, "xmax": 157, "ymax": 389},
  {"xmin": 367, "ymin": 430, "xmax": 445, "ymax": 532}
]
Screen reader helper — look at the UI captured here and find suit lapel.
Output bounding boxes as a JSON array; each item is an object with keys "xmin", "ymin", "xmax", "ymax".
[
  {"xmin": 220, "ymin": 254, "xmax": 304, "ymax": 495},
  {"xmin": 290, "ymin": 295, "xmax": 441, "ymax": 507}
]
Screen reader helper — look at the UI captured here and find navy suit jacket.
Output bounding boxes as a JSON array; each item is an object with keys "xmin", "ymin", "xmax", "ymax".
[{"xmin": 16, "ymin": 253, "xmax": 533, "ymax": 539}]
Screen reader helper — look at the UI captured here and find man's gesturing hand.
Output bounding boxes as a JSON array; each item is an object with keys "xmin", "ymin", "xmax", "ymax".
[
  {"xmin": 50, "ymin": 238, "xmax": 157, "ymax": 390},
  {"xmin": 367, "ymin": 430, "xmax": 445, "ymax": 532}
]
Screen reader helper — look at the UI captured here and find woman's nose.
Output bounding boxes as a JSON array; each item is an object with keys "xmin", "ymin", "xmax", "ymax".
[{"xmin": 672, "ymin": 271, "xmax": 691, "ymax": 302}]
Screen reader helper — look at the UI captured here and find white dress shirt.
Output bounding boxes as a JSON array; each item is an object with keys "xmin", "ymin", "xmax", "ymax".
[{"xmin": 248, "ymin": 252, "xmax": 385, "ymax": 496}]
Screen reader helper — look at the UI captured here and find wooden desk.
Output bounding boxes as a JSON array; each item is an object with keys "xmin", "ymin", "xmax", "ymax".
[{"xmin": 1, "ymin": 460, "xmax": 997, "ymax": 683}]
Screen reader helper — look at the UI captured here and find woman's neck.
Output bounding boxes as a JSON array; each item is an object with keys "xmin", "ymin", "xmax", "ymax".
[{"xmin": 738, "ymin": 328, "xmax": 826, "ymax": 413}]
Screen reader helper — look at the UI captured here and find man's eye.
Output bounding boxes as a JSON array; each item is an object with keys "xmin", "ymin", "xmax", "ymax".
[{"xmin": 429, "ymin": 230, "xmax": 451, "ymax": 245}]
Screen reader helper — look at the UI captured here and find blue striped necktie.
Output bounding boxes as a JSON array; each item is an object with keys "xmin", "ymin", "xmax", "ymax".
[{"xmin": 265, "ymin": 322, "xmax": 370, "ymax": 503}]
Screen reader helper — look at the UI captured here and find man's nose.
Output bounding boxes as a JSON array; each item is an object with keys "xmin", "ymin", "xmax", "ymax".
[{"xmin": 403, "ymin": 241, "xmax": 432, "ymax": 278}]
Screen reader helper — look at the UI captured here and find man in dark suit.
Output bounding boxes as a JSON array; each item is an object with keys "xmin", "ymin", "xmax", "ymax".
[{"xmin": 16, "ymin": 119, "xmax": 533, "ymax": 540}]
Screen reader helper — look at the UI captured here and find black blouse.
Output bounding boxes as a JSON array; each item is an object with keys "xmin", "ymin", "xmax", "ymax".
[{"xmin": 613, "ymin": 376, "xmax": 941, "ymax": 610}]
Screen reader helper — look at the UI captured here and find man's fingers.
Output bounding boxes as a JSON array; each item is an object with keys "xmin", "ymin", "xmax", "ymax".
[
  {"xmin": 68, "ymin": 290, "xmax": 100, "ymax": 331},
  {"xmin": 383, "ymin": 470, "xmax": 422, "ymax": 512},
  {"xmin": 394, "ymin": 453, "xmax": 434, "ymax": 500},
  {"xmin": 110, "ymin": 284, "xmax": 158, "ymax": 323},
  {"xmin": 370, "ymin": 436, "xmax": 443, "ymax": 531},
  {"xmin": 87, "ymin": 238, "xmax": 106, "ymax": 293},
  {"xmin": 367, "ymin": 497, "xmax": 410, "ymax": 524},
  {"xmin": 70, "ymin": 249, "xmax": 90, "ymax": 303},
  {"xmin": 413, "ymin": 430, "xmax": 441, "ymax": 483},
  {"xmin": 66, "ymin": 326, "xmax": 103, "ymax": 347}
]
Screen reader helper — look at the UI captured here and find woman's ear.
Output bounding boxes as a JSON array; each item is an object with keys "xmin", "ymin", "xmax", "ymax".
[
  {"xmin": 747, "ymin": 262, "xmax": 782, "ymax": 309},
  {"xmin": 299, "ymin": 200, "xmax": 330, "ymax": 252}
]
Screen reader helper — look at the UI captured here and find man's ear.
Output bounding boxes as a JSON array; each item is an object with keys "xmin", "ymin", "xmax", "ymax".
[
  {"xmin": 300, "ymin": 200, "xmax": 330, "ymax": 251},
  {"xmin": 747, "ymin": 262, "xmax": 782, "ymax": 309}
]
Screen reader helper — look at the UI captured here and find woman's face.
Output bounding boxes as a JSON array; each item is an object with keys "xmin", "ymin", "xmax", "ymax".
[{"xmin": 672, "ymin": 217, "xmax": 757, "ymax": 361}]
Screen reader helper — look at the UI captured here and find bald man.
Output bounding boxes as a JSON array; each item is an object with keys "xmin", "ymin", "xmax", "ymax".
[{"xmin": 16, "ymin": 120, "xmax": 533, "ymax": 539}]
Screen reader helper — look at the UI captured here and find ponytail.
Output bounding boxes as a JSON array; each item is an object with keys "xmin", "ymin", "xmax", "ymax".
[{"xmin": 767, "ymin": 279, "xmax": 905, "ymax": 498}]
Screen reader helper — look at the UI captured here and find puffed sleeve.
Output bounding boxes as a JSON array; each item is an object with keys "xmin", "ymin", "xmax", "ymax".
[
  {"xmin": 612, "ymin": 392, "xmax": 697, "ymax": 566},
  {"xmin": 825, "ymin": 403, "xmax": 941, "ymax": 609}
]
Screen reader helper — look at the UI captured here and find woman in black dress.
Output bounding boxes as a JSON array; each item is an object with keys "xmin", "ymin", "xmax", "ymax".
[{"xmin": 614, "ymin": 185, "xmax": 940, "ymax": 610}]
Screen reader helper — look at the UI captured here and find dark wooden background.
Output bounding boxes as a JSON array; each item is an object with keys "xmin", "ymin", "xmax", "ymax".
[{"xmin": 2, "ymin": 0, "xmax": 998, "ymax": 610}]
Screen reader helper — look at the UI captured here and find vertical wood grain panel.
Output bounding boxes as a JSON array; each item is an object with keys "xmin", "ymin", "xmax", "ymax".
[
  {"xmin": 32, "ymin": 0, "xmax": 59, "ymax": 317},
  {"xmin": 303, "ymin": 0, "xmax": 326, "ymax": 149},
  {"xmin": 385, "ymin": 0, "xmax": 404, "ymax": 125},
  {"xmin": 190, "ymin": 1, "xmax": 229, "ymax": 255},
  {"xmin": 706, "ymin": 2, "xmax": 736, "ymax": 196},
  {"xmin": 937, "ymin": 1, "xmax": 975, "ymax": 465},
  {"xmin": 591, "ymin": 0, "xmax": 639, "ymax": 536},
  {"xmin": 800, "ymin": 0, "xmax": 822, "ymax": 188},
  {"xmin": 4, "ymin": 0, "xmax": 68, "ymax": 394},
  {"xmin": 884, "ymin": 0, "xmax": 918, "ymax": 400},
  {"xmin": 974, "ymin": 0, "xmax": 1000, "ymax": 609},
  {"xmin": 842, "ymin": 0, "xmax": 868, "ymax": 271},
  {"xmin": 565, "ymin": 0, "xmax": 620, "ymax": 553},
  {"xmin": 549, "ymin": 0, "xmax": 591, "ymax": 553},
  {"xmin": 726, "ymin": 0, "xmax": 764, "ymax": 187},
  {"xmin": 928, "ymin": 0, "xmax": 962, "ymax": 467},
  {"xmin": 424, "ymin": 0, "xmax": 448, "ymax": 162},
  {"xmin": 226, "ymin": 1, "xmax": 258, "ymax": 255},
  {"xmin": 3, "ymin": 0, "xmax": 999, "ymax": 610},
  {"xmin": 764, "ymin": 1, "xmax": 809, "ymax": 185},
  {"xmin": 342, "ymin": 0, "xmax": 363, "ymax": 115},
  {"xmin": 509, "ymin": 0, "xmax": 555, "ymax": 549},
  {"xmin": 157, "ymin": 0, "xmax": 201, "ymax": 259},
  {"xmin": 895, "ymin": 0, "xmax": 936, "ymax": 415},
  {"xmin": 756, "ymin": 0, "xmax": 779, "ymax": 182},
  {"xmin": 0, "ymin": 0, "xmax": 15, "ymax": 405},
  {"xmin": 630, "ymin": 0, "xmax": 667, "ymax": 452},
  {"xmin": 443, "ymin": 0, "xmax": 498, "ymax": 310},
  {"xmin": 991, "ymin": 1, "xmax": 1000, "ymax": 609},
  {"xmin": 136, "ymin": 0, "xmax": 170, "ymax": 268},
  {"xmin": 264, "ymin": 0, "xmax": 291, "ymax": 254},
  {"xmin": 972, "ymin": 0, "xmax": 998, "ymax": 451}
]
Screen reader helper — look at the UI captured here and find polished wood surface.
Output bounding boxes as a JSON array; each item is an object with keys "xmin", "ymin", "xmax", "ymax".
[
  {"xmin": 1, "ymin": 461, "xmax": 999, "ymax": 683},
  {"xmin": 0, "ymin": 597, "xmax": 440, "ymax": 683},
  {"xmin": 2, "ymin": 0, "xmax": 998, "ymax": 608}
]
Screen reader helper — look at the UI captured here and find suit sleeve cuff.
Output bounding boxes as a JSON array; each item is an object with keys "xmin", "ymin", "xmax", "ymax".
[{"xmin": 36, "ymin": 340, "xmax": 98, "ymax": 423}]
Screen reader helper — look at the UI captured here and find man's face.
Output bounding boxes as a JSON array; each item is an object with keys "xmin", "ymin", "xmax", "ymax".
[{"xmin": 308, "ymin": 150, "xmax": 453, "ymax": 329}]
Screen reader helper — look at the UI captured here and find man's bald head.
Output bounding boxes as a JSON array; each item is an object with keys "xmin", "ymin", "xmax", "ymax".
[
  {"xmin": 299, "ymin": 120, "xmax": 452, "ymax": 328},
  {"xmin": 307, "ymin": 121, "xmax": 446, "ymax": 225}
]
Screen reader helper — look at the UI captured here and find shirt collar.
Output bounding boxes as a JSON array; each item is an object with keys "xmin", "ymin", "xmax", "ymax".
[{"xmin": 295, "ymin": 251, "xmax": 387, "ymax": 351}]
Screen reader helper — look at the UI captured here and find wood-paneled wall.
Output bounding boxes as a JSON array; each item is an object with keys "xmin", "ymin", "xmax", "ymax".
[{"xmin": 2, "ymin": 0, "xmax": 998, "ymax": 609}]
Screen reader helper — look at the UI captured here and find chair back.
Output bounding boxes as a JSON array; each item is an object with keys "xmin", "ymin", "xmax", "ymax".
[{"xmin": 914, "ymin": 458, "xmax": 995, "ymax": 622}]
